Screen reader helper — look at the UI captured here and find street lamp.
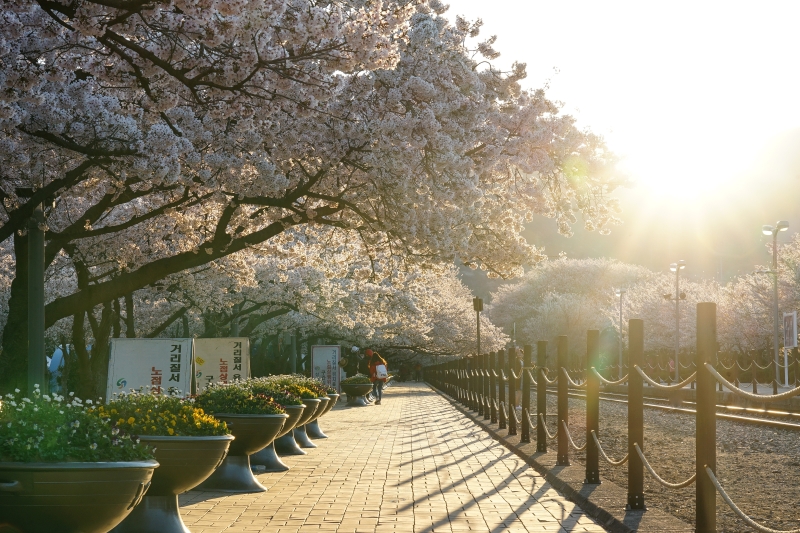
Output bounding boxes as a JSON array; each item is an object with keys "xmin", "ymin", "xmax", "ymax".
[
  {"xmin": 473, "ymin": 297, "xmax": 483, "ymax": 356},
  {"xmin": 615, "ymin": 288, "xmax": 625, "ymax": 379},
  {"xmin": 762, "ymin": 220, "xmax": 789, "ymax": 386},
  {"xmin": 664, "ymin": 260, "xmax": 686, "ymax": 382}
]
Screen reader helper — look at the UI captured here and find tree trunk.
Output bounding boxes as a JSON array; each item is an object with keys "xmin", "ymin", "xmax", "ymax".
[
  {"xmin": 88, "ymin": 303, "xmax": 114, "ymax": 399},
  {"xmin": 0, "ymin": 232, "xmax": 29, "ymax": 393},
  {"xmin": 72, "ymin": 311, "xmax": 93, "ymax": 399},
  {"xmin": 112, "ymin": 299, "xmax": 122, "ymax": 338},
  {"xmin": 124, "ymin": 293, "xmax": 136, "ymax": 337}
]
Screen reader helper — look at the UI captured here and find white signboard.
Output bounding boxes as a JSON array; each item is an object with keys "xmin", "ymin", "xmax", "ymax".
[
  {"xmin": 106, "ymin": 338, "xmax": 194, "ymax": 400},
  {"xmin": 194, "ymin": 338, "xmax": 250, "ymax": 392},
  {"xmin": 311, "ymin": 345, "xmax": 342, "ymax": 393},
  {"xmin": 784, "ymin": 312, "xmax": 797, "ymax": 348}
]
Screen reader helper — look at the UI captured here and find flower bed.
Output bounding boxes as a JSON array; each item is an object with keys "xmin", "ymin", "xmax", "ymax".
[
  {"xmin": 194, "ymin": 382, "xmax": 286, "ymax": 415},
  {"xmin": 0, "ymin": 386, "xmax": 153, "ymax": 462},
  {"xmin": 98, "ymin": 391, "xmax": 229, "ymax": 437}
]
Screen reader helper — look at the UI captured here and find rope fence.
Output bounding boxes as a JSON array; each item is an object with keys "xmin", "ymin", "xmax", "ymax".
[
  {"xmin": 590, "ymin": 431, "xmax": 628, "ymax": 466},
  {"xmin": 561, "ymin": 420, "xmax": 587, "ymax": 451},
  {"xmin": 538, "ymin": 413, "xmax": 558, "ymax": 440},
  {"xmin": 634, "ymin": 444, "xmax": 696, "ymax": 489},
  {"xmin": 590, "ymin": 367, "xmax": 629, "ymax": 386},
  {"xmin": 706, "ymin": 467, "xmax": 800, "ymax": 533},
  {"xmin": 424, "ymin": 303, "xmax": 800, "ymax": 533}
]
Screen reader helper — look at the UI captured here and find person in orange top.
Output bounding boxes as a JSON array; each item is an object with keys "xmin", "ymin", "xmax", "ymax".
[{"xmin": 368, "ymin": 352, "xmax": 388, "ymax": 405}]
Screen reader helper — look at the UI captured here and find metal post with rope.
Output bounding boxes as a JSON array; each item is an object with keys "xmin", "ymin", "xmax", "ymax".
[
  {"xmin": 557, "ymin": 335, "xmax": 570, "ymax": 466},
  {"xmin": 628, "ymin": 318, "xmax": 645, "ymax": 510},
  {"xmin": 585, "ymin": 329, "xmax": 601, "ymax": 485},
  {"xmin": 498, "ymin": 348, "xmax": 506, "ymax": 430},
  {"xmin": 489, "ymin": 351, "xmax": 497, "ymax": 424},
  {"xmin": 697, "ymin": 302, "xmax": 717, "ymax": 533},
  {"xmin": 521, "ymin": 344, "xmax": 532, "ymax": 443},
  {"xmin": 483, "ymin": 352, "xmax": 491, "ymax": 421},
  {"xmin": 536, "ymin": 340, "xmax": 548, "ymax": 453}
]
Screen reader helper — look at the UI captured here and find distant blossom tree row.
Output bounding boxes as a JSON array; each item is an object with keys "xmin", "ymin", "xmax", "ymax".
[{"xmin": 488, "ymin": 247, "xmax": 800, "ymax": 365}]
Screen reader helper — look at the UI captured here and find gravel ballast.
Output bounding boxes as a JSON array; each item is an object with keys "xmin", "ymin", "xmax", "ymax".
[{"xmin": 543, "ymin": 393, "xmax": 800, "ymax": 533}]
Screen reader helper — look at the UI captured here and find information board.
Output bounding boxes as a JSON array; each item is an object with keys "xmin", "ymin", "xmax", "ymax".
[
  {"xmin": 106, "ymin": 338, "xmax": 194, "ymax": 400},
  {"xmin": 784, "ymin": 312, "xmax": 797, "ymax": 348},
  {"xmin": 194, "ymin": 338, "xmax": 250, "ymax": 392},
  {"xmin": 311, "ymin": 345, "xmax": 342, "ymax": 393}
]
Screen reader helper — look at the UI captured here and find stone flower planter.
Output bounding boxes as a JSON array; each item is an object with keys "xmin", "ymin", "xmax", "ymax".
[
  {"xmin": 274, "ymin": 398, "xmax": 320, "ymax": 456},
  {"xmin": 249, "ymin": 404, "xmax": 305, "ymax": 472},
  {"xmin": 0, "ymin": 460, "xmax": 158, "ymax": 533},
  {"xmin": 342, "ymin": 383, "xmax": 374, "ymax": 406},
  {"xmin": 307, "ymin": 393, "xmax": 339, "ymax": 439},
  {"xmin": 295, "ymin": 397, "xmax": 329, "ymax": 449},
  {"xmin": 111, "ymin": 435, "xmax": 234, "ymax": 533},
  {"xmin": 194, "ymin": 413, "xmax": 287, "ymax": 493}
]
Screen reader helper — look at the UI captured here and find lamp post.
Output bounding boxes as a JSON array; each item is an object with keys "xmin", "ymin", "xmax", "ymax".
[
  {"xmin": 666, "ymin": 260, "xmax": 686, "ymax": 382},
  {"xmin": 473, "ymin": 297, "xmax": 483, "ymax": 356},
  {"xmin": 615, "ymin": 289, "xmax": 625, "ymax": 379},
  {"xmin": 762, "ymin": 221, "xmax": 789, "ymax": 386}
]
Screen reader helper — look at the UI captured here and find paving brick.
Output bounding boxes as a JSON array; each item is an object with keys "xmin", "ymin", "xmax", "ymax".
[{"xmin": 180, "ymin": 382, "xmax": 606, "ymax": 533}]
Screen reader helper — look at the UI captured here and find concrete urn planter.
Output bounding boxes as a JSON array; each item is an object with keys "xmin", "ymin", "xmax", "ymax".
[
  {"xmin": 0, "ymin": 460, "xmax": 159, "ymax": 533},
  {"xmin": 111, "ymin": 435, "xmax": 234, "ymax": 533},
  {"xmin": 194, "ymin": 414, "xmax": 287, "ymax": 493}
]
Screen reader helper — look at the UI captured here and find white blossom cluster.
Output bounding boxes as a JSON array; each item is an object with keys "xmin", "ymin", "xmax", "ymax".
[{"xmin": 0, "ymin": 1, "xmax": 623, "ymax": 381}]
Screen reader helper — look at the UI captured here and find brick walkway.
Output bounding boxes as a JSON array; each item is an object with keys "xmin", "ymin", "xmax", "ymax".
[{"xmin": 180, "ymin": 382, "xmax": 606, "ymax": 533}]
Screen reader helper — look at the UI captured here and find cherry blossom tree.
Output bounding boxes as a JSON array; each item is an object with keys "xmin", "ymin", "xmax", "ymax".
[
  {"xmin": 0, "ymin": 1, "xmax": 622, "ymax": 391},
  {"xmin": 488, "ymin": 257, "xmax": 652, "ymax": 353}
]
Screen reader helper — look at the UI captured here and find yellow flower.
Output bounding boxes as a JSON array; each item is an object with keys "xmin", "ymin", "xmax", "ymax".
[
  {"xmin": 167, "ymin": 428, "xmax": 174, "ymax": 435},
  {"xmin": 127, "ymin": 417, "xmax": 135, "ymax": 425}
]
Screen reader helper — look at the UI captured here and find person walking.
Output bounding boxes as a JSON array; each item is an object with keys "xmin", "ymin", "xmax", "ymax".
[
  {"xmin": 369, "ymin": 352, "xmax": 389, "ymax": 405},
  {"xmin": 359, "ymin": 349, "xmax": 372, "ymax": 376}
]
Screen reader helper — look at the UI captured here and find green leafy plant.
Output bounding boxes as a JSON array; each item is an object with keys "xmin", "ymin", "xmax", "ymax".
[
  {"xmin": 263, "ymin": 374, "xmax": 328, "ymax": 397},
  {"xmin": 0, "ymin": 386, "xmax": 154, "ymax": 463},
  {"xmin": 246, "ymin": 378, "xmax": 303, "ymax": 406},
  {"xmin": 97, "ymin": 391, "xmax": 229, "ymax": 437},
  {"xmin": 194, "ymin": 382, "xmax": 286, "ymax": 415},
  {"xmin": 341, "ymin": 374, "xmax": 371, "ymax": 385}
]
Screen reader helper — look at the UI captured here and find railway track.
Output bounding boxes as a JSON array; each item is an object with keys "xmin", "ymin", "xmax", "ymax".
[{"xmin": 541, "ymin": 389, "xmax": 800, "ymax": 431}]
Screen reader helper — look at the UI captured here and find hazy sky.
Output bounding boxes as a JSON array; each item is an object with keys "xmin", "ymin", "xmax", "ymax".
[{"xmin": 451, "ymin": 0, "xmax": 800, "ymax": 279}]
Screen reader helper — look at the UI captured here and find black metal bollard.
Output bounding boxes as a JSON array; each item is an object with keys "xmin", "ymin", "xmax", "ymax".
[
  {"xmin": 696, "ymin": 303, "xmax": 717, "ymax": 533},
  {"xmin": 557, "ymin": 335, "xmax": 570, "ymax": 466},
  {"xmin": 490, "ymin": 351, "xmax": 497, "ymax": 423},
  {"xmin": 627, "ymin": 319, "xmax": 645, "ymax": 510},
  {"xmin": 521, "ymin": 344, "xmax": 532, "ymax": 443},
  {"xmin": 536, "ymin": 340, "xmax": 548, "ymax": 453},
  {"xmin": 498, "ymin": 349, "xmax": 507, "ymax": 430},
  {"xmin": 585, "ymin": 330, "xmax": 600, "ymax": 484}
]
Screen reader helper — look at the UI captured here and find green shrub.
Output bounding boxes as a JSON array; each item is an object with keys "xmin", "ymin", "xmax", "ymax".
[{"xmin": 341, "ymin": 374, "xmax": 371, "ymax": 385}]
